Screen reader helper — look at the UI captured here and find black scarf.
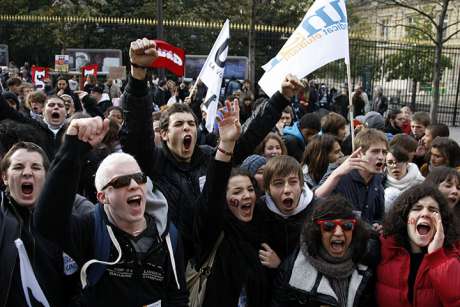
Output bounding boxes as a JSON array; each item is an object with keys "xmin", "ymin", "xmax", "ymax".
[{"xmin": 205, "ymin": 209, "xmax": 270, "ymax": 307}]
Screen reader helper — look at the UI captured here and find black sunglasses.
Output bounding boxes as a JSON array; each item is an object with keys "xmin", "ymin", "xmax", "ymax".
[{"xmin": 101, "ymin": 172, "xmax": 147, "ymax": 190}]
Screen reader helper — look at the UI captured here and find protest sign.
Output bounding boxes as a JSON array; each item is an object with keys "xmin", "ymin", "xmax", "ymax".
[
  {"xmin": 31, "ymin": 66, "xmax": 49, "ymax": 90},
  {"xmin": 55, "ymin": 55, "xmax": 69, "ymax": 73}
]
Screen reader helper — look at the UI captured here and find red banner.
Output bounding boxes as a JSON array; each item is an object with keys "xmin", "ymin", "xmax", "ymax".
[
  {"xmin": 81, "ymin": 64, "xmax": 99, "ymax": 77},
  {"xmin": 151, "ymin": 40, "xmax": 185, "ymax": 76},
  {"xmin": 31, "ymin": 66, "xmax": 49, "ymax": 90}
]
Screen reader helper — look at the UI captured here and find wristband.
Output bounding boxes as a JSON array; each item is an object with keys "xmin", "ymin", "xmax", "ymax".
[
  {"xmin": 217, "ymin": 146, "xmax": 233, "ymax": 156},
  {"xmin": 130, "ymin": 61, "xmax": 149, "ymax": 69}
]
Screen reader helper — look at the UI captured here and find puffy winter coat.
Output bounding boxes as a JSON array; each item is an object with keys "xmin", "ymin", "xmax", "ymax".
[{"xmin": 376, "ymin": 235, "xmax": 460, "ymax": 307}]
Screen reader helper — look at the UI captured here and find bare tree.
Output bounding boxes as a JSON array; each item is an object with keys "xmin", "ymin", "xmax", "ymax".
[{"xmin": 376, "ymin": 0, "xmax": 460, "ymax": 123}]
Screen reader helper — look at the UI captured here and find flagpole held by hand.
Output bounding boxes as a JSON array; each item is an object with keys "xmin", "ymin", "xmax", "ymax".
[{"xmin": 346, "ymin": 62, "xmax": 355, "ymax": 151}]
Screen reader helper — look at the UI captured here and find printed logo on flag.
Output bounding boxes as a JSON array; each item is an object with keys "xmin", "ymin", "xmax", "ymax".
[
  {"xmin": 259, "ymin": 0, "xmax": 350, "ymax": 97},
  {"xmin": 151, "ymin": 40, "xmax": 185, "ymax": 77}
]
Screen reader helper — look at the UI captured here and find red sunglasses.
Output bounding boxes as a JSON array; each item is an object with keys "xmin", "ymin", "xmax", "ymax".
[{"xmin": 316, "ymin": 219, "xmax": 357, "ymax": 232}]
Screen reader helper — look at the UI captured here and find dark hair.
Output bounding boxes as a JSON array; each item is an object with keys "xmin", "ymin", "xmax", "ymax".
[
  {"xmin": 411, "ymin": 112, "xmax": 431, "ymax": 127},
  {"xmin": 0, "ymin": 119, "xmax": 50, "ymax": 159},
  {"xmin": 431, "ymin": 137, "xmax": 460, "ymax": 167},
  {"xmin": 1, "ymin": 141, "xmax": 50, "ymax": 174},
  {"xmin": 264, "ymin": 155, "xmax": 303, "ymax": 191},
  {"xmin": 390, "ymin": 134, "xmax": 418, "ymax": 153},
  {"xmin": 302, "ymin": 195, "xmax": 370, "ymax": 263},
  {"xmin": 383, "ymin": 183, "xmax": 458, "ymax": 249},
  {"xmin": 255, "ymin": 133, "xmax": 287, "ymax": 157},
  {"xmin": 282, "ymin": 106, "xmax": 294, "ymax": 119},
  {"xmin": 104, "ymin": 106, "xmax": 124, "ymax": 120},
  {"xmin": 303, "ymin": 134, "xmax": 338, "ymax": 183},
  {"xmin": 6, "ymin": 77, "xmax": 21, "ymax": 87},
  {"xmin": 425, "ymin": 166, "xmax": 460, "ymax": 186},
  {"xmin": 427, "ymin": 124, "xmax": 449, "ymax": 139},
  {"xmin": 388, "ymin": 145, "xmax": 409, "ymax": 163},
  {"xmin": 321, "ymin": 112, "xmax": 347, "ymax": 136},
  {"xmin": 159, "ymin": 103, "xmax": 197, "ymax": 132},
  {"xmin": 228, "ymin": 167, "xmax": 258, "ymax": 195},
  {"xmin": 299, "ymin": 112, "xmax": 321, "ymax": 131},
  {"xmin": 385, "ymin": 109, "xmax": 402, "ymax": 127}
]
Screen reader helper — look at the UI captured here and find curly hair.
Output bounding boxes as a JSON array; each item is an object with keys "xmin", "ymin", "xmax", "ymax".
[
  {"xmin": 383, "ymin": 183, "xmax": 459, "ymax": 249},
  {"xmin": 302, "ymin": 195, "xmax": 370, "ymax": 263}
]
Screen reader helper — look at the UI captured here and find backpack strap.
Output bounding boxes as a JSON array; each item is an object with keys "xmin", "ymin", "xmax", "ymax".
[{"xmin": 81, "ymin": 204, "xmax": 111, "ymax": 288}]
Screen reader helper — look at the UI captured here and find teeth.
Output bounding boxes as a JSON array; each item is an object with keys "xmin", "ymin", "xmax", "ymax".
[{"xmin": 127, "ymin": 195, "xmax": 141, "ymax": 201}]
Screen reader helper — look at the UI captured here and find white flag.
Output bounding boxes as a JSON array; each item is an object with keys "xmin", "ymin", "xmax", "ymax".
[
  {"xmin": 15, "ymin": 239, "xmax": 50, "ymax": 307},
  {"xmin": 259, "ymin": 0, "xmax": 349, "ymax": 97},
  {"xmin": 196, "ymin": 19, "xmax": 230, "ymax": 132}
]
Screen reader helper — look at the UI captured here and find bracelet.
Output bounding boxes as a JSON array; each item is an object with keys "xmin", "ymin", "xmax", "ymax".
[
  {"xmin": 217, "ymin": 146, "xmax": 233, "ymax": 156},
  {"xmin": 130, "ymin": 61, "xmax": 149, "ymax": 69}
]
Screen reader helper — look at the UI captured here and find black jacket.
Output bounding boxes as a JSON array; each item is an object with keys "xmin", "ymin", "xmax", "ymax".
[
  {"xmin": 271, "ymin": 246, "xmax": 375, "ymax": 307},
  {"xmin": 258, "ymin": 191, "xmax": 316, "ymax": 262},
  {"xmin": 34, "ymin": 136, "xmax": 188, "ymax": 307},
  {"xmin": 0, "ymin": 95, "xmax": 66, "ymax": 160},
  {"xmin": 121, "ymin": 76, "xmax": 290, "ymax": 257},
  {"xmin": 0, "ymin": 192, "xmax": 71, "ymax": 307},
  {"xmin": 193, "ymin": 158, "xmax": 271, "ymax": 307}
]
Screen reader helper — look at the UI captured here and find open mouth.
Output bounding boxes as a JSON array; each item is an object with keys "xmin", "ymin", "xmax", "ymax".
[
  {"xmin": 375, "ymin": 162, "xmax": 384, "ymax": 168},
  {"xmin": 127, "ymin": 195, "xmax": 142, "ymax": 207},
  {"xmin": 239, "ymin": 203, "xmax": 252, "ymax": 213},
  {"xmin": 416, "ymin": 222, "xmax": 432, "ymax": 236},
  {"xmin": 51, "ymin": 112, "xmax": 60, "ymax": 119},
  {"xmin": 330, "ymin": 239, "xmax": 345, "ymax": 252},
  {"xmin": 21, "ymin": 183, "xmax": 33, "ymax": 195},
  {"xmin": 183, "ymin": 135, "xmax": 192, "ymax": 150},
  {"xmin": 282, "ymin": 198, "xmax": 294, "ymax": 209}
]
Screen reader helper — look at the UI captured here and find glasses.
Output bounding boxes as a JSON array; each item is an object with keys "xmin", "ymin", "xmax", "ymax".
[
  {"xmin": 386, "ymin": 160, "xmax": 405, "ymax": 167},
  {"xmin": 101, "ymin": 172, "xmax": 147, "ymax": 190},
  {"xmin": 316, "ymin": 219, "xmax": 356, "ymax": 232}
]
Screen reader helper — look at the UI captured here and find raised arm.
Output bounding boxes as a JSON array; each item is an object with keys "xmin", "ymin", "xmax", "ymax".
[
  {"xmin": 315, "ymin": 147, "xmax": 370, "ymax": 198},
  {"xmin": 34, "ymin": 117, "xmax": 109, "ymax": 251},
  {"xmin": 193, "ymin": 100, "xmax": 241, "ymax": 264},
  {"xmin": 120, "ymin": 38, "xmax": 159, "ymax": 177},
  {"xmin": 233, "ymin": 74, "xmax": 303, "ymax": 164}
]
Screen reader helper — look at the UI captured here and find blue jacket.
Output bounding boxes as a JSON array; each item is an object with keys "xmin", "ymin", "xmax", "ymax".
[
  {"xmin": 282, "ymin": 122, "xmax": 306, "ymax": 162},
  {"xmin": 333, "ymin": 170, "xmax": 385, "ymax": 224}
]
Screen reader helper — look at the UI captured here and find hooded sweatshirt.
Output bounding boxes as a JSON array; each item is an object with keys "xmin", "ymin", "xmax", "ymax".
[
  {"xmin": 259, "ymin": 183, "xmax": 316, "ymax": 261},
  {"xmin": 384, "ymin": 163, "xmax": 425, "ymax": 212}
]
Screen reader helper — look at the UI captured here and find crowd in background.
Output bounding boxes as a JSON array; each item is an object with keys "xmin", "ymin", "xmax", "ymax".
[{"xmin": 0, "ymin": 38, "xmax": 459, "ymax": 307}]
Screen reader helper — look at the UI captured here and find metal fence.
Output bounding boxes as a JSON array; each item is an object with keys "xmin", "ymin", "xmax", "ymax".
[{"xmin": 2, "ymin": 16, "xmax": 460, "ymax": 125}]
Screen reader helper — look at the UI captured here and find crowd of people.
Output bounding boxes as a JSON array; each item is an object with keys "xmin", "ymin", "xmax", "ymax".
[{"xmin": 0, "ymin": 37, "xmax": 459, "ymax": 307}]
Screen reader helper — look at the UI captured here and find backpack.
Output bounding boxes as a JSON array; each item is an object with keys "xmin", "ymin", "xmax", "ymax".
[
  {"xmin": 186, "ymin": 232, "xmax": 224, "ymax": 307},
  {"xmin": 85, "ymin": 204, "xmax": 179, "ymax": 287}
]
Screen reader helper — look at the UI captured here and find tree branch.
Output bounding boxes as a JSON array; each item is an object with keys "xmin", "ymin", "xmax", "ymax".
[
  {"xmin": 377, "ymin": 21, "xmax": 437, "ymax": 44},
  {"xmin": 443, "ymin": 20, "xmax": 460, "ymax": 31},
  {"xmin": 375, "ymin": 0, "xmax": 438, "ymax": 27},
  {"xmin": 443, "ymin": 28, "xmax": 460, "ymax": 43}
]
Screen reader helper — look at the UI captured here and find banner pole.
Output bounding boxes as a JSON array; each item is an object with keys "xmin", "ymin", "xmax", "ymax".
[
  {"xmin": 187, "ymin": 77, "xmax": 200, "ymax": 101},
  {"xmin": 346, "ymin": 61, "xmax": 355, "ymax": 152}
]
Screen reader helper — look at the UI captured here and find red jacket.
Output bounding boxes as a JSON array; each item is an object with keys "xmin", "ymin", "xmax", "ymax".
[{"xmin": 376, "ymin": 235, "xmax": 460, "ymax": 307}]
